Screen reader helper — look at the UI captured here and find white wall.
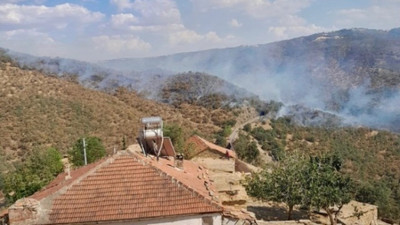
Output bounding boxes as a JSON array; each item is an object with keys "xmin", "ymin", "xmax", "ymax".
[{"xmin": 110, "ymin": 213, "xmax": 222, "ymax": 225}]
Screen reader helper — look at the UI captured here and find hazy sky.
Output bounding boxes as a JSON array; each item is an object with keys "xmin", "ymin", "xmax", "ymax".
[{"xmin": 1, "ymin": 0, "xmax": 399, "ymax": 61}]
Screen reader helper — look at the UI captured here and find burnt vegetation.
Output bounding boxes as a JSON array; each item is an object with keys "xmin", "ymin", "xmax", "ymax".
[{"xmin": 160, "ymin": 72, "xmax": 254, "ymax": 109}]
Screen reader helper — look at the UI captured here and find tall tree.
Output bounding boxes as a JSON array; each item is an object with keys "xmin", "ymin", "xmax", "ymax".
[
  {"xmin": 303, "ymin": 155, "xmax": 353, "ymax": 225},
  {"xmin": 245, "ymin": 153, "xmax": 353, "ymax": 224},
  {"xmin": 245, "ymin": 153, "xmax": 306, "ymax": 219}
]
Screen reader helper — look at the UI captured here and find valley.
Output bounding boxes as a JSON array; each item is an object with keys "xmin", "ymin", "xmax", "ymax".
[{"xmin": 1, "ymin": 27, "xmax": 400, "ymax": 224}]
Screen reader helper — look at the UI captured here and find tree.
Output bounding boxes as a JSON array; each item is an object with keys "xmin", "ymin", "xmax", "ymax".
[
  {"xmin": 245, "ymin": 153, "xmax": 305, "ymax": 219},
  {"xmin": 214, "ymin": 133, "xmax": 227, "ymax": 147},
  {"xmin": 69, "ymin": 137, "xmax": 106, "ymax": 166},
  {"xmin": 243, "ymin": 124, "xmax": 252, "ymax": 133},
  {"xmin": 28, "ymin": 147, "xmax": 63, "ymax": 177},
  {"xmin": 302, "ymin": 155, "xmax": 353, "ymax": 225},
  {"xmin": 234, "ymin": 132, "xmax": 259, "ymax": 163},
  {"xmin": 245, "ymin": 153, "xmax": 353, "ymax": 224},
  {"xmin": 214, "ymin": 125, "xmax": 232, "ymax": 147},
  {"xmin": 164, "ymin": 124, "xmax": 184, "ymax": 154},
  {"xmin": 1, "ymin": 147, "xmax": 63, "ymax": 204}
]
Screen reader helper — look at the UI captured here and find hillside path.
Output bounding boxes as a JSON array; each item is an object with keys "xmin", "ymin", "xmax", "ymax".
[{"xmin": 228, "ymin": 116, "xmax": 262, "ymax": 149}]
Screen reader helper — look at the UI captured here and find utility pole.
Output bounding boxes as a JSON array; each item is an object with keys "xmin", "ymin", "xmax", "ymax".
[{"xmin": 83, "ymin": 138, "xmax": 87, "ymax": 165}]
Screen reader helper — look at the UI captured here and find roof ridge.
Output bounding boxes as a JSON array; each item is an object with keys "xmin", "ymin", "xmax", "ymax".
[
  {"xmin": 190, "ymin": 135, "xmax": 237, "ymax": 158},
  {"xmin": 128, "ymin": 151, "xmax": 222, "ymax": 212}
]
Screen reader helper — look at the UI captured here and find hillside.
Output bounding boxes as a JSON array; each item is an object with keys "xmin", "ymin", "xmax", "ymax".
[
  {"xmin": 159, "ymin": 72, "xmax": 256, "ymax": 107},
  {"xmin": 236, "ymin": 118, "xmax": 400, "ymax": 222},
  {"xmin": 6, "ymin": 28, "xmax": 400, "ymax": 131},
  {"xmin": 103, "ymin": 28, "xmax": 400, "ymax": 132},
  {"xmin": 0, "ymin": 62, "xmax": 238, "ymax": 164},
  {"xmin": 2, "ymin": 49, "xmax": 256, "ymax": 105}
]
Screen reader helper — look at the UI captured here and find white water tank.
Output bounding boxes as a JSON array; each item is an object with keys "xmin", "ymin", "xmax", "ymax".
[{"xmin": 140, "ymin": 117, "xmax": 163, "ymax": 140}]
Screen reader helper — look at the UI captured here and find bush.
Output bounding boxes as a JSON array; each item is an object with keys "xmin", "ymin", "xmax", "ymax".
[
  {"xmin": 215, "ymin": 133, "xmax": 227, "ymax": 147},
  {"xmin": 234, "ymin": 133, "xmax": 259, "ymax": 163},
  {"xmin": 243, "ymin": 124, "xmax": 252, "ymax": 132},
  {"xmin": 269, "ymin": 141, "xmax": 284, "ymax": 161},
  {"xmin": 305, "ymin": 136, "xmax": 315, "ymax": 142},
  {"xmin": 223, "ymin": 119, "xmax": 237, "ymax": 127},
  {"xmin": 250, "ymin": 127, "xmax": 270, "ymax": 142}
]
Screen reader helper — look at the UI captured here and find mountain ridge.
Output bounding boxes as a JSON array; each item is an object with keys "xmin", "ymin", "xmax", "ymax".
[
  {"xmin": 1, "ymin": 48, "xmax": 257, "ymax": 106},
  {"xmin": 2, "ymin": 27, "xmax": 400, "ymax": 131},
  {"xmin": 101, "ymin": 27, "xmax": 400, "ymax": 131}
]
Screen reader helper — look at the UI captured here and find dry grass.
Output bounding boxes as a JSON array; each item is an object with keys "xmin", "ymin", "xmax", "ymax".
[{"xmin": 0, "ymin": 63, "xmax": 236, "ymax": 162}]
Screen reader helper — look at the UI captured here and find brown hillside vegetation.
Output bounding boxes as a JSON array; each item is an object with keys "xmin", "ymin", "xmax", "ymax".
[
  {"xmin": 0, "ymin": 63, "xmax": 235, "ymax": 163},
  {"xmin": 242, "ymin": 118, "xmax": 400, "ymax": 222}
]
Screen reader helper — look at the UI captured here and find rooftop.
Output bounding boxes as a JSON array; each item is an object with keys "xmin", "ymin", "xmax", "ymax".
[
  {"xmin": 187, "ymin": 135, "xmax": 237, "ymax": 158},
  {"xmin": 9, "ymin": 150, "xmax": 223, "ymax": 224}
]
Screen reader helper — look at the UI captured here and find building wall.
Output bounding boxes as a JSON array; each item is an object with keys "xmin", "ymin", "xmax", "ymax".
[{"xmin": 111, "ymin": 213, "xmax": 222, "ymax": 225}]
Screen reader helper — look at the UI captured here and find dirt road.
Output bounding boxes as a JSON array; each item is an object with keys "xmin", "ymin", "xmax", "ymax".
[{"xmin": 228, "ymin": 116, "xmax": 262, "ymax": 149}]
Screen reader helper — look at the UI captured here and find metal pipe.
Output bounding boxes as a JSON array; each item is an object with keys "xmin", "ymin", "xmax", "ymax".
[{"xmin": 83, "ymin": 138, "xmax": 87, "ymax": 165}]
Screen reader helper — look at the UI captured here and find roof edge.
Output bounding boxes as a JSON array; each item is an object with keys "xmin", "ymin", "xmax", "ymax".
[{"xmin": 10, "ymin": 156, "xmax": 116, "ymax": 225}]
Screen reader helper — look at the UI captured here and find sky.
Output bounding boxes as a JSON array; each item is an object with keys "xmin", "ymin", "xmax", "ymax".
[{"xmin": 1, "ymin": 0, "xmax": 400, "ymax": 61}]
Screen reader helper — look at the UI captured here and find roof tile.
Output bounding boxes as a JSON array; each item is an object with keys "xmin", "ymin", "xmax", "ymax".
[{"xmin": 48, "ymin": 153, "xmax": 222, "ymax": 224}]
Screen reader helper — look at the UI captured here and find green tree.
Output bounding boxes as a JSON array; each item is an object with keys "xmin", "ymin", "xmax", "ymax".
[
  {"xmin": 246, "ymin": 141, "xmax": 259, "ymax": 163},
  {"xmin": 69, "ymin": 137, "xmax": 106, "ymax": 166},
  {"xmin": 303, "ymin": 156, "xmax": 353, "ymax": 225},
  {"xmin": 222, "ymin": 125, "xmax": 232, "ymax": 137},
  {"xmin": 234, "ymin": 133, "xmax": 259, "ymax": 163},
  {"xmin": 164, "ymin": 124, "xmax": 184, "ymax": 154},
  {"xmin": 214, "ymin": 133, "xmax": 227, "ymax": 147},
  {"xmin": 214, "ymin": 125, "xmax": 232, "ymax": 147},
  {"xmin": 243, "ymin": 124, "xmax": 252, "ymax": 133},
  {"xmin": 245, "ymin": 153, "xmax": 305, "ymax": 219},
  {"xmin": 2, "ymin": 148, "xmax": 63, "ymax": 204},
  {"xmin": 245, "ymin": 153, "xmax": 353, "ymax": 224},
  {"xmin": 28, "ymin": 147, "xmax": 63, "ymax": 177}
]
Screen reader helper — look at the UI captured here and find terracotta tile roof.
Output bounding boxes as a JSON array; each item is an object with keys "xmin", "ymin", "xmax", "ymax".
[
  {"xmin": 47, "ymin": 153, "xmax": 222, "ymax": 224},
  {"xmin": 187, "ymin": 135, "xmax": 237, "ymax": 158},
  {"xmin": 30, "ymin": 159, "xmax": 106, "ymax": 201},
  {"xmin": 136, "ymin": 151, "xmax": 218, "ymax": 202}
]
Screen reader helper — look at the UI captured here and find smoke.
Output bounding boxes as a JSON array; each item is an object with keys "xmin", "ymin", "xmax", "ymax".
[
  {"xmin": 5, "ymin": 49, "xmax": 160, "ymax": 92},
  {"xmin": 5, "ymin": 28, "xmax": 400, "ymax": 132},
  {"xmin": 339, "ymin": 85, "xmax": 400, "ymax": 131},
  {"xmin": 272, "ymin": 77, "xmax": 400, "ymax": 132}
]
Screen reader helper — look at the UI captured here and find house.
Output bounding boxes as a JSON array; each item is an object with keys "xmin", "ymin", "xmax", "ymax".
[
  {"xmin": 186, "ymin": 136, "xmax": 258, "ymax": 206},
  {"xmin": 186, "ymin": 135, "xmax": 237, "ymax": 160},
  {"xmin": 6, "ymin": 145, "xmax": 255, "ymax": 225}
]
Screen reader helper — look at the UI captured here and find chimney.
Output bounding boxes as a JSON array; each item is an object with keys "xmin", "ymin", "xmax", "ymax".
[
  {"xmin": 174, "ymin": 154, "xmax": 184, "ymax": 170},
  {"xmin": 61, "ymin": 155, "xmax": 72, "ymax": 180}
]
